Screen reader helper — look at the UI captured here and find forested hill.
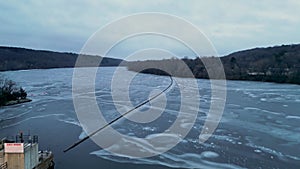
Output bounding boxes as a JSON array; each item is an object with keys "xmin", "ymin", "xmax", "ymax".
[
  {"xmin": 127, "ymin": 44, "xmax": 300, "ymax": 84},
  {"xmin": 0, "ymin": 46, "xmax": 124, "ymax": 71}
]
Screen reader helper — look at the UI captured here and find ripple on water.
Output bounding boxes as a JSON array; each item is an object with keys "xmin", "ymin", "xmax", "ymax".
[
  {"xmin": 201, "ymin": 151, "xmax": 219, "ymax": 158},
  {"xmin": 91, "ymin": 149, "xmax": 244, "ymax": 169},
  {"xmin": 286, "ymin": 116, "xmax": 300, "ymax": 120}
]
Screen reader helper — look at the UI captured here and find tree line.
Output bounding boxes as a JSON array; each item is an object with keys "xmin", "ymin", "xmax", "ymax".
[
  {"xmin": 0, "ymin": 46, "xmax": 124, "ymax": 71},
  {"xmin": 127, "ymin": 44, "xmax": 300, "ymax": 84}
]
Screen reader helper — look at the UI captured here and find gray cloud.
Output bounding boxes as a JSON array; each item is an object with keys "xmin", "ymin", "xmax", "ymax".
[{"xmin": 0, "ymin": 0, "xmax": 299, "ymax": 58}]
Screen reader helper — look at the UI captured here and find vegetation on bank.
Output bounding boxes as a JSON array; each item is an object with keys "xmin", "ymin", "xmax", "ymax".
[
  {"xmin": 1, "ymin": 44, "xmax": 299, "ymax": 85},
  {"xmin": 0, "ymin": 46, "xmax": 125, "ymax": 71},
  {"xmin": 0, "ymin": 78, "xmax": 29, "ymax": 106},
  {"xmin": 127, "ymin": 44, "xmax": 300, "ymax": 84}
]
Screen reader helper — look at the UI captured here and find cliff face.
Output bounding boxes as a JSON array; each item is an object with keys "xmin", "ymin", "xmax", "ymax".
[
  {"xmin": 0, "ymin": 46, "xmax": 124, "ymax": 71},
  {"xmin": 127, "ymin": 44, "xmax": 300, "ymax": 84}
]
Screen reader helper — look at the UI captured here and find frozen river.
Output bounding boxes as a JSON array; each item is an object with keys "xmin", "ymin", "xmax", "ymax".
[{"xmin": 0, "ymin": 67, "xmax": 299, "ymax": 169}]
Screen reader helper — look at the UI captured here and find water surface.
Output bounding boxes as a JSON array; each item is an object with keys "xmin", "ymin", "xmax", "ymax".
[{"xmin": 0, "ymin": 67, "xmax": 299, "ymax": 169}]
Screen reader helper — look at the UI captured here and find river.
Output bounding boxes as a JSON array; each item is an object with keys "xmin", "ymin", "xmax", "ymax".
[{"xmin": 0, "ymin": 67, "xmax": 299, "ymax": 169}]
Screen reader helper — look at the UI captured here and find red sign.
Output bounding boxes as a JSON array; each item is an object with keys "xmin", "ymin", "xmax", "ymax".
[{"xmin": 4, "ymin": 143, "xmax": 24, "ymax": 153}]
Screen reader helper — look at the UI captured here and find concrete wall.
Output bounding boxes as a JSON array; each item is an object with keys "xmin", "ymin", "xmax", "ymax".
[
  {"xmin": 24, "ymin": 144, "xmax": 38, "ymax": 169},
  {"xmin": 0, "ymin": 150, "xmax": 5, "ymax": 166},
  {"xmin": 3, "ymin": 143, "xmax": 40, "ymax": 169},
  {"xmin": 5, "ymin": 153, "xmax": 24, "ymax": 169}
]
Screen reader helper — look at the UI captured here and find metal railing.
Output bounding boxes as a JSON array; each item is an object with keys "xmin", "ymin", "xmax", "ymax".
[
  {"xmin": 0, "ymin": 162, "xmax": 7, "ymax": 169},
  {"xmin": 15, "ymin": 134, "xmax": 38, "ymax": 143}
]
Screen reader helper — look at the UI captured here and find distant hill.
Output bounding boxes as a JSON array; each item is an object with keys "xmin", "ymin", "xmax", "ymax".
[
  {"xmin": 1, "ymin": 45, "xmax": 300, "ymax": 84},
  {"xmin": 127, "ymin": 44, "xmax": 300, "ymax": 84},
  {"xmin": 0, "ymin": 46, "xmax": 124, "ymax": 71}
]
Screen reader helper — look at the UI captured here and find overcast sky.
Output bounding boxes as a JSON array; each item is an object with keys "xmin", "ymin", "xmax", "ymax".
[{"xmin": 1, "ymin": 0, "xmax": 300, "ymax": 59}]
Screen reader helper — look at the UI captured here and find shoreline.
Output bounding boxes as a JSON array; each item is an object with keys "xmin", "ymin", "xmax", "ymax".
[
  {"xmin": 3, "ymin": 98, "xmax": 32, "ymax": 107},
  {"xmin": 2, "ymin": 66, "xmax": 299, "ymax": 85},
  {"xmin": 131, "ymin": 70, "xmax": 300, "ymax": 86},
  {"xmin": 0, "ymin": 65, "xmax": 125, "ymax": 73}
]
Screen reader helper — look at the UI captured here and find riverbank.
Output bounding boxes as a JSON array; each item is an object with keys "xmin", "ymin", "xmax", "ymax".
[
  {"xmin": 3, "ymin": 98, "xmax": 32, "ymax": 106},
  {"xmin": 127, "ymin": 44, "xmax": 300, "ymax": 85}
]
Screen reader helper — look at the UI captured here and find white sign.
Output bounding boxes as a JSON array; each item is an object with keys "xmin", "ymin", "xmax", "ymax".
[{"xmin": 4, "ymin": 143, "xmax": 24, "ymax": 153}]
